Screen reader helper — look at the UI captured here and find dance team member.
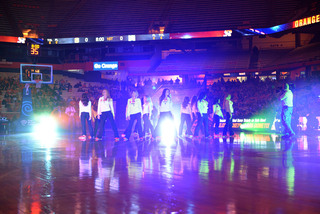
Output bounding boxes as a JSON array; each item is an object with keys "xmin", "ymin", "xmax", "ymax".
[
  {"xmin": 212, "ymin": 98, "xmax": 223, "ymax": 137},
  {"xmin": 91, "ymin": 101, "xmax": 100, "ymax": 137},
  {"xmin": 78, "ymin": 93, "xmax": 94, "ymax": 140},
  {"xmin": 96, "ymin": 89, "xmax": 119, "ymax": 141},
  {"xmin": 191, "ymin": 95, "xmax": 198, "ymax": 127},
  {"xmin": 179, "ymin": 96, "xmax": 193, "ymax": 137},
  {"xmin": 123, "ymin": 90, "xmax": 143, "ymax": 141},
  {"xmin": 223, "ymin": 94, "xmax": 234, "ymax": 137},
  {"xmin": 194, "ymin": 92, "xmax": 210, "ymax": 139},
  {"xmin": 155, "ymin": 88, "xmax": 174, "ymax": 137},
  {"xmin": 142, "ymin": 95, "xmax": 154, "ymax": 137}
]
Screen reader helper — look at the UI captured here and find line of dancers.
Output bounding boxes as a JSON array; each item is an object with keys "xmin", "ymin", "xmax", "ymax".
[{"xmin": 78, "ymin": 88, "xmax": 235, "ymax": 142}]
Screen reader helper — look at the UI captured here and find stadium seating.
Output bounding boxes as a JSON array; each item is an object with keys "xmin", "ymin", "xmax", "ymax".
[
  {"xmin": 257, "ymin": 49, "xmax": 292, "ymax": 68},
  {"xmin": 156, "ymin": 51, "xmax": 250, "ymax": 72}
]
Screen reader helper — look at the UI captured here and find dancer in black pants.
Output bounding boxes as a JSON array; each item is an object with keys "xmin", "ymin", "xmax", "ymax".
[
  {"xmin": 223, "ymin": 94, "xmax": 234, "ymax": 137},
  {"xmin": 78, "ymin": 93, "xmax": 94, "ymax": 141},
  {"xmin": 91, "ymin": 101, "xmax": 100, "ymax": 137},
  {"xmin": 179, "ymin": 96, "xmax": 193, "ymax": 137},
  {"xmin": 142, "ymin": 95, "xmax": 154, "ymax": 137},
  {"xmin": 191, "ymin": 96, "xmax": 198, "ymax": 127},
  {"xmin": 194, "ymin": 92, "xmax": 210, "ymax": 139},
  {"xmin": 212, "ymin": 98, "xmax": 223, "ymax": 137},
  {"xmin": 123, "ymin": 90, "xmax": 143, "ymax": 141},
  {"xmin": 155, "ymin": 88, "xmax": 175, "ymax": 138},
  {"xmin": 96, "ymin": 89, "xmax": 119, "ymax": 141}
]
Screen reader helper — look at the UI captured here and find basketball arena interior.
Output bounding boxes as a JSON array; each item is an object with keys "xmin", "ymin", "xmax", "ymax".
[{"xmin": 0, "ymin": 0, "xmax": 320, "ymax": 213}]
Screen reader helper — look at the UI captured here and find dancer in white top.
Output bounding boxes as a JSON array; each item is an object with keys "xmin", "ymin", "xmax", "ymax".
[
  {"xmin": 96, "ymin": 89, "xmax": 119, "ymax": 141},
  {"xmin": 179, "ymin": 96, "xmax": 193, "ymax": 137},
  {"xmin": 155, "ymin": 88, "xmax": 174, "ymax": 137},
  {"xmin": 212, "ymin": 98, "xmax": 223, "ymax": 136},
  {"xmin": 142, "ymin": 95, "xmax": 154, "ymax": 136},
  {"xmin": 78, "ymin": 93, "xmax": 93, "ymax": 140},
  {"xmin": 123, "ymin": 90, "xmax": 143, "ymax": 141},
  {"xmin": 191, "ymin": 96, "xmax": 198, "ymax": 127},
  {"xmin": 194, "ymin": 92, "xmax": 210, "ymax": 138},
  {"xmin": 223, "ymin": 94, "xmax": 234, "ymax": 137}
]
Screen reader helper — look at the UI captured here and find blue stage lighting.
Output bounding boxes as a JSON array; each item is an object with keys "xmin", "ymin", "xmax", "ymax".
[{"xmin": 33, "ymin": 115, "xmax": 58, "ymax": 145}]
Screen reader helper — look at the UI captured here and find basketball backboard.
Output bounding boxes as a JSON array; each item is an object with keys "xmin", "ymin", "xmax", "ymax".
[{"xmin": 20, "ymin": 64, "xmax": 53, "ymax": 84}]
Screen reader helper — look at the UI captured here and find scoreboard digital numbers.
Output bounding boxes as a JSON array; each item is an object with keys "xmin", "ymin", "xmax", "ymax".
[{"xmin": 28, "ymin": 43, "xmax": 41, "ymax": 56}]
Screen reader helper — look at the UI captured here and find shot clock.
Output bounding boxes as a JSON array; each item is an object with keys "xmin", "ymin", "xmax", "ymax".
[{"xmin": 27, "ymin": 43, "xmax": 41, "ymax": 56}]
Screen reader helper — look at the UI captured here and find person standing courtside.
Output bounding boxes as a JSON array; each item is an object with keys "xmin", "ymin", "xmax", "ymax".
[
  {"xmin": 179, "ymin": 96, "xmax": 193, "ymax": 137},
  {"xmin": 78, "ymin": 93, "xmax": 93, "ymax": 140},
  {"xmin": 212, "ymin": 98, "xmax": 223, "ymax": 137},
  {"xmin": 191, "ymin": 96, "xmax": 198, "ymax": 127},
  {"xmin": 223, "ymin": 94, "xmax": 234, "ymax": 137},
  {"xmin": 96, "ymin": 89, "xmax": 119, "ymax": 141},
  {"xmin": 280, "ymin": 83, "xmax": 295, "ymax": 137},
  {"xmin": 142, "ymin": 95, "xmax": 154, "ymax": 137},
  {"xmin": 155, "ymin": 88, "xmax": 174, "ymax": 138},
  {"xmin": 194, "ymin": 92, "xmax": 210, "ymax": 139},
  {"xmin": 123, "ymin": 90, "xmax": 143, "ymax": 141}
]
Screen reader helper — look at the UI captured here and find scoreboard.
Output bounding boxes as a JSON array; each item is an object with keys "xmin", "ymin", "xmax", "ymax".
[
  {"xmin": 45, "ymin": 30, "xmax": 232, "ymax": 45},
  {"xmin": 46, "ymin": 33, "xmax": 172, "ymax": 44}
]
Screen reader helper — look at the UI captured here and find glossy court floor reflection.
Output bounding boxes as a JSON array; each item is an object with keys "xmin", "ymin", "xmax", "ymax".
[{"xmin": 0, "ymin": 132, "xmax": 320, "ymax": 213}]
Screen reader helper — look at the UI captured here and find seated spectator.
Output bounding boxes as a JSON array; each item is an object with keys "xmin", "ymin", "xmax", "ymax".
[
  {"xmin": 2, "ymin": 99, "xmax": 7, "ymax": 105},
  {"xmin": 175, "ymin": 78, "xmax": 180, "ymax": 85}
]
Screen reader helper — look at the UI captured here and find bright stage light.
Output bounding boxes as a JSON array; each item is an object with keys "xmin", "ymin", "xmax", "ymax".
[
  {"xmin": 181, "ymin": 35, "xmax": 192, "ymax": 39},
  {"xmin": 33, "ymin": 115, "xmax": 58, "ymax": 146},
  {"xmin": 160, "ymin": 118, "xmax": 176, "ymax": 145}
]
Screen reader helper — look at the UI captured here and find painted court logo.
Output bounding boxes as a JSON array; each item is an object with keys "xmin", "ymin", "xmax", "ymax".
[{"xmin": 21, "ymin": 101, "xmax": 33, "ymax": 117}]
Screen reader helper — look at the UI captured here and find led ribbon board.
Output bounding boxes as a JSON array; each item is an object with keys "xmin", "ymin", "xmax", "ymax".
[
  {"xmin": 239, "ymin": 14, "xmax": 320, "ymax": 35},
  {"xmin": 1, "ymin": 14, "xmax": 319, "ymax": 44},
  {"xmin": 45, "ymin": 30, "xmax": 231, "ymax": 44}
]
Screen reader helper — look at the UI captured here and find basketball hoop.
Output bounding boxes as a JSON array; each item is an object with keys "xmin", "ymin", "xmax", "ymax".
[{"xmin": 35, "ymin": 79, "xmax": 42, "ymax": 88}]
